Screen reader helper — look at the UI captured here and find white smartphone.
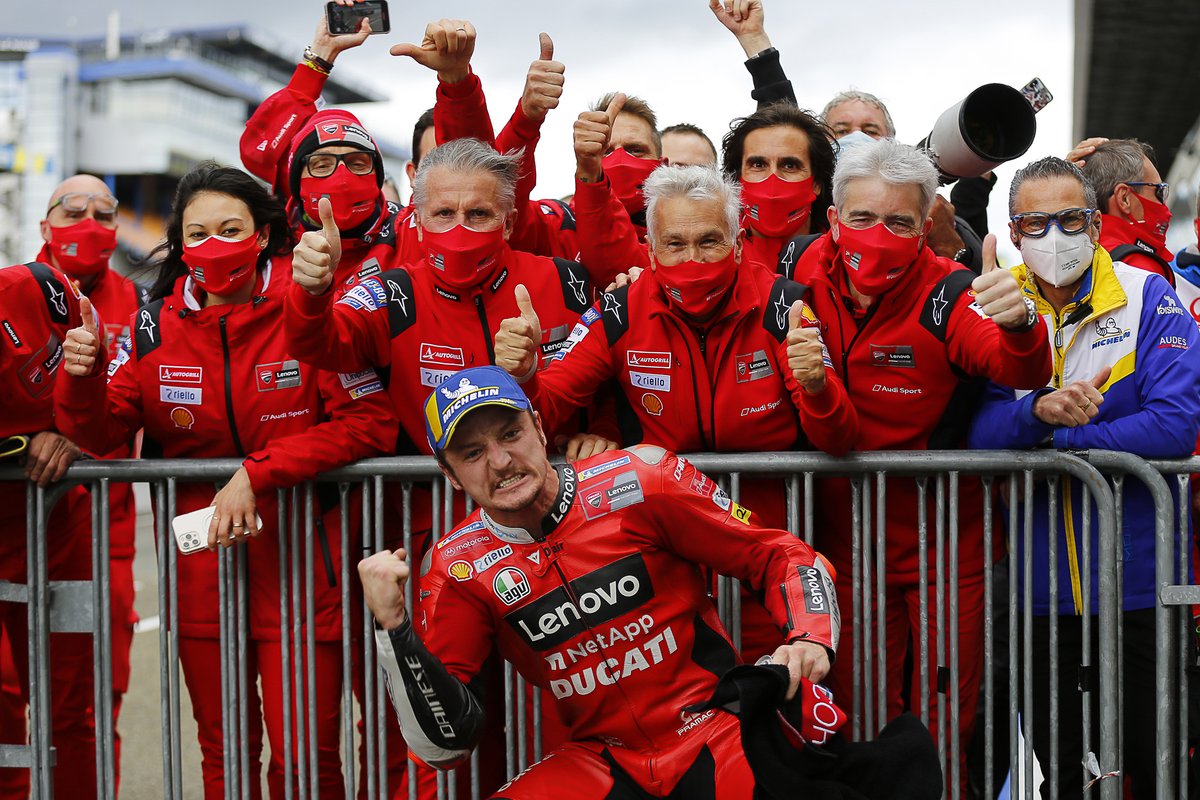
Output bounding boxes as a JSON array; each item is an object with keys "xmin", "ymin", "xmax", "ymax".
[{"xmin": 171, "ymin": 506, "xmax": 262, "ymax": 555}]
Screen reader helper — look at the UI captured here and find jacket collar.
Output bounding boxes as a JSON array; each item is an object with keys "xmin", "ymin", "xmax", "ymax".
[
  {"xmin": 179, "ymin": 257, "xmax": 274, "ymax": 312},
  {"xmin": 1014, "ymin": 244, "xmax": 1126, "ymax": 323}
]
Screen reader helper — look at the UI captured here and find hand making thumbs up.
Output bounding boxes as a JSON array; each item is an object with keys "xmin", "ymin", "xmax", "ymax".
[
  {"xmin": 785, "ymin": 299, "xmax": 827, "ymax": 395},
  {"xmin": 574, "ymin": 92, "xmax": 627, "ymax": 183},
  {"xmin": 63, "ymin": 296, "xmax": 102, "ymax": 377},
  {"xmin": 494, "ymin": 284, "xmax": 543, "ymax": 382},
  {"xmin": 292, "ymin": 196, "xmax": 340, "ymax": 296},
  {"xmin": 971, "ymin": 233, "xmax": 1032, "ymax": 331},
  {"xmin": 520, "ymin": 33, "xmax": 565, "ymax": 124}
]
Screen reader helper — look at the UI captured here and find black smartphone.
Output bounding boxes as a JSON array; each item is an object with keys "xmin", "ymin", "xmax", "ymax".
[{"xmin": 326, "ymin": 0, "xmax": 390, "ymax": 35}]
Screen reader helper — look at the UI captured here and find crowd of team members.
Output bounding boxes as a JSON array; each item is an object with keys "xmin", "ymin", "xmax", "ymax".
[{"xmin": 2, "ymin": 0, "xmax": 1199, "ymax": 797}]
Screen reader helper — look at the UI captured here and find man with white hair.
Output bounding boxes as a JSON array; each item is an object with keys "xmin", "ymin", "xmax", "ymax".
[
  {"xmin": 493, "ymin": 164, "xmax": 859, "ymax": 662},
  {"xmin": 788, "ymin": 138, "xmax": 1053, "ymax": 788}
]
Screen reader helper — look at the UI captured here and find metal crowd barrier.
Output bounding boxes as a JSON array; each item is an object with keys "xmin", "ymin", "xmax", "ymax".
[{"xmin": 0, "ymin": 450, "xmax": 1193, "ymax": 800}]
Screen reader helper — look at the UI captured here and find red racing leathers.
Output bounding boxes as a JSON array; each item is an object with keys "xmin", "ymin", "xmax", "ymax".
[
  {"xmin": 376, "ymin": 446, "xmax": 840, "ymax": 798},
  {"xmin": 0, "ymin": 262, "xmax": 96, "ymax": 799},
  {"xmin": 518, "ymin": 263, "xmax": 858, "ymax": 661},
  {"xmin": 790, "ymin": 231, "xmax": 1052, "ymax": 783},
  {"xmin": 55, "ymin": 260, "xmax": 397, "ymax": 799}
]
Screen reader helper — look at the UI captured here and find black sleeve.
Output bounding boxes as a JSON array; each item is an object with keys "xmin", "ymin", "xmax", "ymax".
[
  {"xmin": 949, "ymin": 174, "xmax": 997, "ymax": 241},
  {"xmin": 376, "ymin": 618, "xmax": 487, "ymax": 769},
  {"xmin": 954, "ymin": 216, "xmax": 985, "ymax": 275},
  {"xmin": 745, "ymin": 47, "xmax": 797, "ymax": 109}
]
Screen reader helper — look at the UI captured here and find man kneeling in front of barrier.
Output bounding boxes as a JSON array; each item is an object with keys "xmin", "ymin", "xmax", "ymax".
[{"xmin": 359, "ymin": 365, "xmax": 941, "ymax": 799}]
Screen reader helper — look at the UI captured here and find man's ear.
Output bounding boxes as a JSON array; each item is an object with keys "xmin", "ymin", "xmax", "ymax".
[
  {"xmin": 733, "ymin": 228, "xmax": 746, "ymax": 264},
  {"xmin": 533, "ymin": 411, "xmax": 548, "ymax": 450},
  {"xmin": 437, "ymin": 459, "xmax": 464, "ymax": 492},
  {"xmin": 39, "ymin": 219, "xmax": 52, "ymax": 246},
  {"xmin": 827, "ymin": 206, "xmax": 840, "ymax": 242},
  {"xmin": 502, "ymin": 210, "xmax": 514, "ymax": 241},
  {"xmin": 405, "ymin": 161, "xmax": 416, "ymax": 187}
]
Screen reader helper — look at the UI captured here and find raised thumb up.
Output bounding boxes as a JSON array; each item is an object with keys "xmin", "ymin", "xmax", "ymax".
[
  {"xmin": 495, "ymin": 284, "xmax": 543, "ymax": 382},
  {"xmin": 292, "ymin": 196, "xmax": 340, "ymax": 296}
]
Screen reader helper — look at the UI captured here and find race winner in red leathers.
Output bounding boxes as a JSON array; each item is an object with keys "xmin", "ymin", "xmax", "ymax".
[{"xmin": 358, "ymin": 365, "xmax": 843, "ymax": 798}]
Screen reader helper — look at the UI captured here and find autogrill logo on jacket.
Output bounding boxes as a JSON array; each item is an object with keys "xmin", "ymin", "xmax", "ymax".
[
  {"xmin": 160, "ymin": 365, "xmax": 203, "ymax": 384},
  {"xmin": 505, "ymin": 553, "xmax": 654, "ymax": 650}
]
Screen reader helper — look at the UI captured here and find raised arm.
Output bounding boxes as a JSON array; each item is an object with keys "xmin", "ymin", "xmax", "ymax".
[
  {"xmin": 709, "ymin": 0, "xmax": 796, "ymax": 108},
  {"xmin": 240, "ymin": 7, "xmax": 371, "ymax": 189}
]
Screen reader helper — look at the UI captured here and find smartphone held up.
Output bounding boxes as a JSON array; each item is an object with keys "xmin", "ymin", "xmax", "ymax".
[{"xmin": 326, "ymin": 0, "xmax": 390, "ymax": 35}]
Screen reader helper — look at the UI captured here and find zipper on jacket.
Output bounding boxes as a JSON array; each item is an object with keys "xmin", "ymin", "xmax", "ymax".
[
  {"xmin": 219, "ymin": 315, "xmax": 248, "ymax": 457},
  {"xmin": 474, "ymin": 295, "xmax": 496, "ymax": 364},
  {"xmin": 840, "ymin": 290, "xmax": 882, "ymax": 390}
]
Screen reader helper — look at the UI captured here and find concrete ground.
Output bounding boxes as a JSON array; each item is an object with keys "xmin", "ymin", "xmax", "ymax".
[{"xmin": 118, "ymin": 486, "xmax": 206, "ymax": 798}]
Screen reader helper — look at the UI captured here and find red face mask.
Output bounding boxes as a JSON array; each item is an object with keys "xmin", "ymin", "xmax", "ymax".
[
  {"xmin": 655, "ymin": 250, "xmax": 739, "ymax": 320},
  {"xmin": 180, "ymin": 233, "xmax": 262, "ymax": 296},
  {"xmin": 740, "ymin": 174, "xmax": 817, "ymax": 238},
  {"xmin": 46, "ymin": 218, "xmax": 117, "ymax": 278},
  {"xmin": 299, "ymin": 166, "xmax": 379, "ymax": 232},
  {"xmin": 1132, "ymin": 193, "xmax": 1172, "ymax": 251},
  {"xmin": 835, "ymin": 221, "xmax": 923, "ymax": 295},
  {"xmin": 602, "ymin": 148, "xmax": 660, "ymax": 216},
  {"xmin": 423, "ymin": 224, "xmax": 506, "ymax": 289}
]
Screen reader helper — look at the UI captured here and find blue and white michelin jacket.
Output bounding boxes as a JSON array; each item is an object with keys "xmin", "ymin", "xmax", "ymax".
[{"xmin": 969, "ymin": 246, "xmax": 1200, "ymax": 615}]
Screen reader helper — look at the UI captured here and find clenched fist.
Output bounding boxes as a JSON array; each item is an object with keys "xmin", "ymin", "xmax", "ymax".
[
  {"xmin": 358, "ymin": 548, "xmax": 411, "ymax": 631},
  {"xmin": 494, "ymin": 283, "xmax": 542, "ymax": 382},
  {"xmin": 292, "ymin": 196, "xmax": 340, "ymax": 296},
  {"xmin": 971, "ymin": 233, "xmax": 1032, "ymax": 331},
  {"xmin": 786, "ymin": 300, "xmax": 827, "ymax": 395}
]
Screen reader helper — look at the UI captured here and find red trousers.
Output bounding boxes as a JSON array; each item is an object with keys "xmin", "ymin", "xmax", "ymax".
[
  {"xmin": 490, "ymin": 711, "xmax": 754, "ymax": 799},
  {"xmin": 824, "ymin": 567, "xmax": 984, "ymax": 796}
]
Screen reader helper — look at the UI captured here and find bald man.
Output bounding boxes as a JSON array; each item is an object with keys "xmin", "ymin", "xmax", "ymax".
[{"xmin": 36, "ymin": 174, "xmax": 145, "ymax": 788}]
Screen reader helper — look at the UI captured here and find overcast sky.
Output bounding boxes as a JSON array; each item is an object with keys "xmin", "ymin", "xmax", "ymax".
[{"xmin": 6, "ymin": 0, "xmax": 1078, "ymax": 263}]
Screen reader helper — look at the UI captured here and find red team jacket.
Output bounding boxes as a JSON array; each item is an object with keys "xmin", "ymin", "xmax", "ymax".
[
  {"xmin": 36, "ymin": 245, "xmax": 148, "ymax": 558},
  {"xmin": 0, "ymin": 263, "xmax": 91, "ymax": 575},
  {"xmin": 285, "ymin": 246, "xmax": 597, "ymax": 456},
  {"xmin": 376, "ymin": 447, "xmax": 839, "ymax": 786},
  {"xmin": 790, "ymin": 233, "xmax": 1053, "ymax": 577},
  {"xmin": 55, "ymin": 261, "xmax": 398, "ymax": 639},
  {"xmin": 523, "ymin": 264, "xmax": 857, "ymax": 459}
]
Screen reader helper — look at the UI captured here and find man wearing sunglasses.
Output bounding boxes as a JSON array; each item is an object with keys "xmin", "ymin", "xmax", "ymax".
[
  {"xmin": 969, "ymin": 155, "xmax": 1200, "ymax": 798},
  {"xmin": 34, "ymin": 174, "xmax": 148, "ymax": 792},
  {"xmin": 1081, "ymin": 138, "xmax": 1176, "ymax": 285}
]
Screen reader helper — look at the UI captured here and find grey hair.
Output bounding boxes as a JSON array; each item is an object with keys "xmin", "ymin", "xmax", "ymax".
[
  {"xmin": 643, "ymin": 165, "xmax": 741, "ymax": 246},
  {"xmin": 1008, "ymin": 156, "xmax": 1097, "ymax": 214},
  {"xmin": 822, "ymin": 90, "xmax": 897, "ymax": 137},
  {"xmin": 411, "ymin": 138, "xmax": 522, "ymax": 214},
  {"xmin": 831, "ymin": 138, "xmax": 938, "ymax": 219},
  {"xmin": 1080, "ymin": 138, "xmax": 1155, "ymax": 213}
]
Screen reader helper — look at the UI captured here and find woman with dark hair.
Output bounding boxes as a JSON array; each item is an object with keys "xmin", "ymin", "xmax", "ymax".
[
  {"xmin": 721, "ymin": 102, "xmax": 836, "ymax": 273},
  {"xmin": 55, "ymin": 162, "xmax": 398, "ymax": 799}
]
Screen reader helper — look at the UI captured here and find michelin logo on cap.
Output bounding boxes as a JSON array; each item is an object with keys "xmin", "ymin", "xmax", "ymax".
[{"xmin": 424, "ymin": 366, "xmax": 531, "ymax": 451}]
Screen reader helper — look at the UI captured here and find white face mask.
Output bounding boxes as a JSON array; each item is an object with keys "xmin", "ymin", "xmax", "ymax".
[
  {"xmin": 1020, "ymin": 227, "xmax": 1095, "ymax": 288},
  {"xmin": 834, "ymin": 130, "xmax": 876, "ymax": 162}
]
